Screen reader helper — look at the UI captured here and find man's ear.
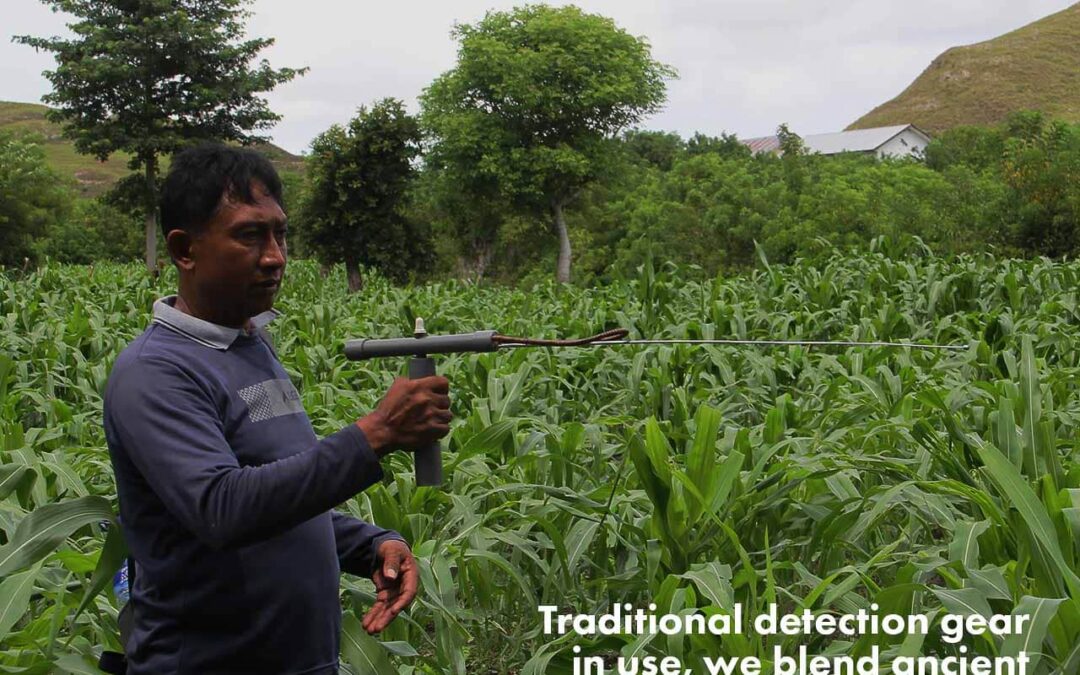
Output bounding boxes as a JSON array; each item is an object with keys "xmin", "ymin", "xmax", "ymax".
[{"xmin": 166, "ymin": 229, "xmax": 197, "ymax": 271}]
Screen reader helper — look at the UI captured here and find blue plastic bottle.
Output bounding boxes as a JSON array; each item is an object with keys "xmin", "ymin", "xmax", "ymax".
[{"xmin": 112, "ymin": 561, "xmax": 130, "ymax": 606}]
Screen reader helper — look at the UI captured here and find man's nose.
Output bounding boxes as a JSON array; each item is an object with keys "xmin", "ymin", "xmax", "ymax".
[{"xmin": 261, "ymin": 233, "xmax": 286, "ymax": 268}]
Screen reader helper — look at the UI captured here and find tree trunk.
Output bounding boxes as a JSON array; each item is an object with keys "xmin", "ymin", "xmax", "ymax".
[
  {"xmin": 144, "ymin": 156, "xmax": 158, "ymax": 276},
  {"xmin": 462, "ymin": 242, "xmax": 491, "ymax": 283},
  {"xmin": 552, "ymin": 198, "xmax": 571, "ymax": 284},
  {"xmin": 345, "ymin": 258, "xmax": 363, "ymax": 293},
  {"xmin": 473, "ymin": 247, "xmax": 490, "ymax": 283}
]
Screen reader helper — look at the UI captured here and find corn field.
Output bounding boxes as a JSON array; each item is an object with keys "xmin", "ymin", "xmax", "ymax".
[{"xmin": 1, "ymin": 246, "xmax": 1079, "ymax": 673}]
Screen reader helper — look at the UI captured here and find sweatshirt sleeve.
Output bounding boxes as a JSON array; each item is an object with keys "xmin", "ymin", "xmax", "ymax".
[
  {"xmin": 106, "ymin": 356, "xmax": 384, "ymax": 551},
  {"xmin": 331, "ymin": 511, "xmax": 407, "ymax": 577}
]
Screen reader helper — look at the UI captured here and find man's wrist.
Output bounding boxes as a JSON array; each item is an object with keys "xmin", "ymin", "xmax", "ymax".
[
  {"xmin": 356, "ymin": 413, "xmax": 394, "ymax": 458},
  {"xmin": 373, "ymin": 533, "xmax": 408, "ymax": 554}
]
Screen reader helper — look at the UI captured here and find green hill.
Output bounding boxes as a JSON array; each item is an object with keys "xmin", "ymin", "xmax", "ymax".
[
  {"xmin": 848, "ymin": 2, "xmax": 1080, "ymax": 133},
  {"xmin": 0, "ymin": 100, "xmax": 305, "ymax": 197}
]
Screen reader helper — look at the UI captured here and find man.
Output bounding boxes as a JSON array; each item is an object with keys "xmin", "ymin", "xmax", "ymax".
[{"xmin": 103, "ymin": 143, "xmax": 451, "ymax": 674}]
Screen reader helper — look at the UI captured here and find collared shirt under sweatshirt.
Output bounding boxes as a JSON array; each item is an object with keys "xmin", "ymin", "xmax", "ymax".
[{"xmin": 103, "ymin": 296, "xmax": 402, "ymax": 674}]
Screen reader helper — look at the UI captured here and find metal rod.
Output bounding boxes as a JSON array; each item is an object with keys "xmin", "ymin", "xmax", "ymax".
[{"xmin": 496, "ymin": 339, "xmax": 966, "ymax": 351}]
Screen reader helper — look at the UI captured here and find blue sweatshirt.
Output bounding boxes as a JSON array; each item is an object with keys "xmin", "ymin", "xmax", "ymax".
[{"xmin": 103, "ymin": 296, "xmax": 402, "ymax": 674}]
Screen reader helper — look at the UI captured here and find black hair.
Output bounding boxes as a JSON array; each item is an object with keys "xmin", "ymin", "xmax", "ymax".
[{"xmin": 159, "ymin": 143, "xmax": 284, "ymax": 239}]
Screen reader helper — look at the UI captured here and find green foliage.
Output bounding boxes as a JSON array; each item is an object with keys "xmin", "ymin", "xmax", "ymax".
[
  {"xmin": 924, "ymin": 125, "xmax": 1006, "ymax": 172},
  {"xmin": 1002, "ymin": 116, "xmax": 1080, "ymax": 257},
  {"xmin": 408, "ymin": 164, "xmax": 511, "ymax": 282},
  {"xmin": 3, "ymin": 252, "xmax": 1080, "ymax": 671},
  {"xmin": 622, "ymin": 130, "xmax": 686, "ymax": 171},
  {"xmin": 420, "ymin": 3, "xmax": 675, "ymax": 282},
  {"xmin": 567, "ymin": 150, "xmax": 1008, "ymax": 280},
  {"xmin": 0, "ymin": 133, "xmax": 71, "ymax": 266},
  {"xmin": 924, "ymin": 112, "xmax": 1080, "ymax": 258},
  {"xmin": 35, "ymin": 199, "xmax": 143, "ymax": 264},
  {"xmin": 277, "ymin": 170, "xmax": 313, "ymax": 258},
  {"xmin": 775, "ymin": 123, "xmax": 806, "ymax": 158},
  {"xmin": 302, "ymin": 99, "xmax": 431, "ymax": 290},
  {"xmin": 686, "ymin": 131, "xmax": 751, "ymax": 159},
  {"xmin": 15, "ymin": 0, "xmax": 305, "ymax": 270}
]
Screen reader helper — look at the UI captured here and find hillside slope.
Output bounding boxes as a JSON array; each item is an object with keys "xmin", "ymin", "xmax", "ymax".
[
  {"xmin": 848, "ymin": 3, "xmax": 1080, "ymax": 133},
  {"xmin": 0, "ymin": 100, "xmax": 304, "ymax": 197}
]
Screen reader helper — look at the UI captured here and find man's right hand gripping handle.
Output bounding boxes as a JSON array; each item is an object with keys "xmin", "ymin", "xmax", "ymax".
[{"xmin": 356, "ymin": 375, "xmax": 452, "ymax": 483}]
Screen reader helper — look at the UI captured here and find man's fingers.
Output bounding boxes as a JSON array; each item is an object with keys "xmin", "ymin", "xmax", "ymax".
[
  {"xmin": 388, "ymin": 560, "xmax": 419, "ymax": 614},
  {"xmin": 416, "ymin": 376, "xmax": 449, "ymax": 394},
  {"xmin": 363, "ymin": 596, "xmax": 402, "ymax": 634},
  {"xmin": 363, "ymin": 603, "xmax": 389, "ymax": 634},
  {"xmin": 431, "ymin": 394, "xmax": 451, "ymax": 410}
]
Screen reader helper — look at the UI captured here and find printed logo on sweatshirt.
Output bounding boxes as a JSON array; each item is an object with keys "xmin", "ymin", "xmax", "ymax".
[{"xmin": 237, "ymin": 378, "xmax": 304, "ymax": 423}]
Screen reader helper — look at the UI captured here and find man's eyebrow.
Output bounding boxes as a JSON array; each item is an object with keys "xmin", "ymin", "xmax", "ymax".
[{"xmin": 231, "ymin": 218, "xmax": 288, "ymax": 230}]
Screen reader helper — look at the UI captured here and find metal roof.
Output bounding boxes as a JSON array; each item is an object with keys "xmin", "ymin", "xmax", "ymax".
[
  {"xmin": 740, "ymin": 124, "xmax": 931, "ymax": 156},
  {"xmin": 804, "ymin": 125, "xmax": 924, "ymax": 154},
  {"xmin": 741, "ymin": 135, "xmax": 782, "ymax": 155}
]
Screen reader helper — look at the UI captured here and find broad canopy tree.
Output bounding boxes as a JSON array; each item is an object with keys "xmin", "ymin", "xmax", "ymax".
[
  {"xmin": 16, "ymin": 0, "xmax": 304, "ymax": 273},
  {"xmin": 302, "ymin": 98, "xmax": 430, "ymax": 292},
  {"xmin": 421, "ymin": 4, "xmax": 675, "ymax": 283}
]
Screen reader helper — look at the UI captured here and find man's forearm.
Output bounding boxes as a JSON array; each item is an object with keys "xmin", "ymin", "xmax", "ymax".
[{"xmin": 188, "ymin": 425, "xmax": 385, "ymax": 550}]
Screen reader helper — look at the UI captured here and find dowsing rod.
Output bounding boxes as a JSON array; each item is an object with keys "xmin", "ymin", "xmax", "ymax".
[{"xmin": 344, "ymin": 320, "xmax": 967, "ymax": 487}]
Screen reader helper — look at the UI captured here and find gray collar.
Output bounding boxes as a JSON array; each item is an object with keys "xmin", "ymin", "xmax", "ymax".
[{"xmin": 152, "ymin": 295, "xmax": 279, "ymax": 350}]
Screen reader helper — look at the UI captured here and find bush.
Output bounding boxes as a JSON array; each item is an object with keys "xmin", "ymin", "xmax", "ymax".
[
  {"xmin": 35, "ymin": 199, "xmax": 142, "ymax": 264},
  {"xmin": 0, "ymin": 133, "xmax": 71, "ymax": 266}
]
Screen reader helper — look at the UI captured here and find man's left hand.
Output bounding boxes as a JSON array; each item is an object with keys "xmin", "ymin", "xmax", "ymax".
[{"xmin": 362, "ymin": 539, "xmax": 419, "ymax": 634}]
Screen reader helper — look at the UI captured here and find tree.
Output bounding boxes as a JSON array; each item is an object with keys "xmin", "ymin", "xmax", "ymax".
[
  {"xmin": 16, "ymin": 0, "xmax": 304, "ymax": 273},
  {"xmin": 421, "ymin": 4, "xmax": 675, "ymax": 283},
  {"xmin": 302, "ymin": 99, "xmax": 431, "ymax": 291},
  {"xmin": 776, "ymin": 123, "xmax": 809, "ymax": 196},
  {"xmin": 622, "ymin": 130, "xmax": 685, "ymax": 171},
  {"xmin": 0, "ymin": 133, "xmax": 71, "ymax": 266},
  {"xmin": 412, "ymin": 166, "xmax": 507, "ymax": 282},
  {"xmin": 1002, "ymin": 115, "xmax": 1080, "ymax": 257},
  {"xmin": 776, "ymin": 123, "xmax": 806, "ymax": 157},
  {"xmin": 923, "ymin": 125, "xmax": 1005, "ymax": 172},
  {"xmin": 36, "ymin": 198, "xmax": 143, "ymax": 264},
  {"xmin": 686, "ymin": 132, "xmax": 751, "ymax": 159}
]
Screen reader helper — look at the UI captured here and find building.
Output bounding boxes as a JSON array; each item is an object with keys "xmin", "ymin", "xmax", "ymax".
[{"xmin": 741, "ymin": 124, "xmax": 932, "ymax": 159}]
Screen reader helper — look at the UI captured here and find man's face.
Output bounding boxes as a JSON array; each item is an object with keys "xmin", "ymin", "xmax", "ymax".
[{"xmin": 187, "ymin": 181, "xmax": 288, "ymax": 326}]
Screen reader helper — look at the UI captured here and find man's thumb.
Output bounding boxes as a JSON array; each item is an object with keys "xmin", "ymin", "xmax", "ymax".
[{"xmin": 383, "ymin": 554, "xmax": 400, "ymax": 580}]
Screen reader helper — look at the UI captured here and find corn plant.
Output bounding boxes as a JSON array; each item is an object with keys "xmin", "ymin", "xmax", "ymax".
[{"xmin": 0, "ymin": 248, "xmax": 1078, "ymax": 673}]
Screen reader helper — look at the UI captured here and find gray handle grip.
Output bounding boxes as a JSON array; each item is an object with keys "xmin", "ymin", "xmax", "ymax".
[{"xmin": 408, "ymin": 357, "xmax": 443, "ymax": 487}]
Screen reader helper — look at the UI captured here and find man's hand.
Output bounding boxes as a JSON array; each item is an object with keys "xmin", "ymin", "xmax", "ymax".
[
  {"xmin": 357, "ymin": 376, "xmax": 452, "ymax": 457},
  {"xmin": 362, "ymin": 539, "xmax": 419, "ymax": 634}
]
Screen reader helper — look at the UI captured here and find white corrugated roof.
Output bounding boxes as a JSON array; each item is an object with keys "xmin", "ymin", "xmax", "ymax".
[
  {"xmin": 803, "ymin": 125, "xmax": 915, "ymax": 154},
  {"xmin": 739, "ymin": 124, "xmax": 932, "ymax": 156}
]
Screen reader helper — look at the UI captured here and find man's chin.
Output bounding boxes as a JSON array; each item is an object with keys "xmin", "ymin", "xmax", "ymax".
[{"xmin": 248, "ymin": 286, "xmax": 279, "ymax": 315}]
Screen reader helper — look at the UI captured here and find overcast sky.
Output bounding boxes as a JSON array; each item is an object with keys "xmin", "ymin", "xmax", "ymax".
[{"xmin": 3, "ymin": 0, "xmax": 1075, "ymax": 155}]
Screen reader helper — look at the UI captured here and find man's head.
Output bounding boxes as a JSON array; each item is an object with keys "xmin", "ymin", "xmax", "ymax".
[{"xmin": 161, "ymin": 143, "xmax": 287, "ymax": 328}]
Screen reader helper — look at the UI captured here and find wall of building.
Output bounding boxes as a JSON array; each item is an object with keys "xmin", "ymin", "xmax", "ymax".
[{"xmin": 876, "ymin": 129, "xmax": 930, "ymax": 159}]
